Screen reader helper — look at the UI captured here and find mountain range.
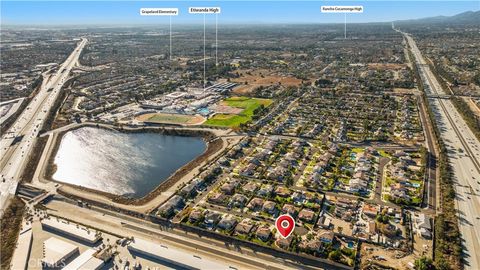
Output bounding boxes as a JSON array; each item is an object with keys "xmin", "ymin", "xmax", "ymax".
[{"xmin": 395, "ymin": 10, "xmax": 480, "ymax": 24}]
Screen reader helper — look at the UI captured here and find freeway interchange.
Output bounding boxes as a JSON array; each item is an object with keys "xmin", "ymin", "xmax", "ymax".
[
  {"xmin": 403, "ymin": 32, "xmax": 480, "ymax": 270},
  {"xmin": 0, "ymin": 38, "xmax": 87, "ymax": 216}
]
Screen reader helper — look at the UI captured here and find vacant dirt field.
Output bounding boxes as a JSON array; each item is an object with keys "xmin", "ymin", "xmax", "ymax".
[
  {"xmin": 465, "ymin": 97, "xmax": 480, "ymax": 118},
  {"xmin": 231, "ymin": 69, "xmax": 303, "ymax": 94},
  {"xmin": 393, "ymin": 88, "xmax": 419, "ymax": 95},
  {"xmin": 368, "ymin": 63, "xmax": 407, "ymax": 70},
  {"xmin": 361, "ymin": 243, "xmax": 416, "ymax": 270},
  {"xmin": 232, "ymin": 84, "xmax": 258, "ymax": 94}
]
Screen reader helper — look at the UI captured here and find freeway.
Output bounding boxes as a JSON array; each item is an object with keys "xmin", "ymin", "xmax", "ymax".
[
  {"xmin": 402, "ymin": 31, "xmax": 480, "ymax": 269},
  {"xmin": 0, "ymin": 38, "xmax": 87, "ymax": 216}
]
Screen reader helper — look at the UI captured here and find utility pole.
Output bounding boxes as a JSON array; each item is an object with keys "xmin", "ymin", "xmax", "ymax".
[
  {"xmin": 203, "ymin": 13, "xmax": 206, "ymax": 90},
  {"xmin": 169, "ymin": 15, "xmax": 172, "ymax": 60}
]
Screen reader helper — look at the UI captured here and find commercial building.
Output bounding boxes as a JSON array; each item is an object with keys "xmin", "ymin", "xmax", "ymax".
[
  {"xmin": 63, "ymin": 248, "xmax": 104, "ymax": 270},
  {"xmin": 41, "ymin": 217, "xmax": 102, "ymax": 244},
  {"xmin": 41, "ymin": 237, "xmax": 79, "ymax": 268}
]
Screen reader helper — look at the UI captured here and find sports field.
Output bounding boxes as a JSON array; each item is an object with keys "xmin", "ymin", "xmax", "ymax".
[
  {"xmin": 205, "ymin": 97, "xmax": 273, "ymax": 128},
  {"xmin": 137, "ymin": 113, "xmax": 205, "ymax": 125}
]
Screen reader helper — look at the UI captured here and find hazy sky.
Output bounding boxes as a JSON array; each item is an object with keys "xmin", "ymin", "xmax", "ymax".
[{"xmin": 1, "ymin": 1, "xmax": 479, "ymax": 25}]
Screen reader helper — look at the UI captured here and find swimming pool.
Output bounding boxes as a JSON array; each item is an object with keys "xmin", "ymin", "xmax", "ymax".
[{"xmin": 198, "ymin": 108, "xmax": 210, "ymax": 115}]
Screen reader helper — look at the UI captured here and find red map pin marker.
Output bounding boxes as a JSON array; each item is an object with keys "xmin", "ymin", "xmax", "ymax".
[{"xmin": 275, "ymin": 214, "xmax": 295, "ymax": 238}]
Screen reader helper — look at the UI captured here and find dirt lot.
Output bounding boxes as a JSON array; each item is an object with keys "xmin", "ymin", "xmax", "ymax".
[
  {"xmin": 232, "ymin": 84, "xmax": 258, "ymax": 94},
  {"xmin": 393, "ymin": 88, "xmax": 419, "ymax": 95},
  {"xmin": 465, "ymin": 97, "xmax": 480, "ymax": 118},
  {"xmin": 327, "ymin": 214, "xmax": 354, "ymax": 236},
  {"xmin": 367, "ymin": 63, "xmax": 407, "ymax": 70},
  {"xmin": 231, "ymin": 69, "xmax": 303, "ymax": 94},
  {"xmin": 412, "ymin": 235, "xmax": 432, "ymax": 258},
  {"xmin": 361, "ymin": 243, "xmax": 416, "ymax": 270}
]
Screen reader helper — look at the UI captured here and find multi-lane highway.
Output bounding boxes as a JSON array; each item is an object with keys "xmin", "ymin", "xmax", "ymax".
[
  {"xmin": 0, "ymin": 38, "xmax": 87, "ymax": 216},
  {"xmin": 402, "ymin": 32, "xmax": 480, "ymax": 270}
]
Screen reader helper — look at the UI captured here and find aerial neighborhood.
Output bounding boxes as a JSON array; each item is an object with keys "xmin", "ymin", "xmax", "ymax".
[{"xmin": 0, "ymin": 3, "xmax": 479, "ymax": 270}]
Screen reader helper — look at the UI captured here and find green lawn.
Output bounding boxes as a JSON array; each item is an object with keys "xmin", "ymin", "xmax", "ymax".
[
  {"xmin": 377, "ymin": 149, "xmax": 391, "ymax": 158},
  {"xmin": 411, "ymin": 197, "xmax": 422, "ymax": 205},
  {"xmin": 351, "ymin": 148, "xmax": 364, "ymax": 154},
  {"xmin": 205, "ymin": 97, "xmax": 273, "ymax": 128}
]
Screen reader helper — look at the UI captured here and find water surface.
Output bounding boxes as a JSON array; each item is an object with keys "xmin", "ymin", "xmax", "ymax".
[{"xmin": 53, "ymin": 127, "xmax": 206, "ymax": 198}]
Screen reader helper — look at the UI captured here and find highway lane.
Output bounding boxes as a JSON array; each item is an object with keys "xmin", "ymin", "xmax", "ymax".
[
  {"xmin": 0, "ymin": 75, "xmax": 52, "ymax": 170},
  {"xmin": 0, "ymin": 38, "xmax": 87, "ymax": 216},
  {"xmin": 403, "ymin": 32, "xmax": 480, "ymax": 270}
]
